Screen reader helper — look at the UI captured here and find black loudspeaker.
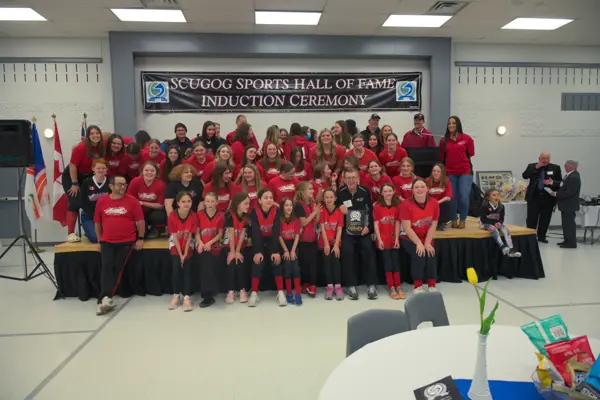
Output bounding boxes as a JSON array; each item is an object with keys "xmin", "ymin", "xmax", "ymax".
[{"xmin": 0, "ymin": 120, "xmax": 33, "ymax": 167}]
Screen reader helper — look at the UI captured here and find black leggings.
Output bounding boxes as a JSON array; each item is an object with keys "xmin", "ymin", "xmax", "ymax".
[
  {"xmin": 322, "ymin": 250, "xmax": 341, "ymax": 285},
  {"xmin": 225, "ymin": 247, "xmax": 251, "ymax": 291},
  {"xmin": 401, "ymin": 239, "xmax": 437, "ymax": 282},
  {"xmin": 171, "ymin": 255, "xmax": 193, "ymax": 296},
  {"xmin": 99, "ymin": 242, "xmax": 133, "ymax": 303},
  {"xmin": 298, "ymin": 241, "xmax": 318, "ymax": 286},
  {"xmin": 381, "ymin": 249, "xmax": 400, "ymax": 272},
  {"xmin": 283, "ymin": 259, "xmax": 300, "ymax": 279},
  {"xmin": 252, "ymin": 244, "xmax": 282, "ymax": 278},
  {"xmin": 199, "ymin": 251, "xmax": 220, "ymax": 299}
]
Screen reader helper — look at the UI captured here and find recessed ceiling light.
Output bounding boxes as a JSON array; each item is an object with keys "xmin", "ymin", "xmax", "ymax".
[
  {"xmin": 255, "ymin": 11, "xmax": 321, "ymax": 26},
  {"xmin": 383, "ymin": 15, "xmax": 452, "ymax": 28},
  {"xmin": 111, "ymin": 8, "xmax": 186, "ymax": 23},
  {"xmin": 0, "ymin": 7, "xmax": 46, "ymax": 21},
  {"xmin": 502, "ymin": 18, "xmax": 573, "ymax": 30}
]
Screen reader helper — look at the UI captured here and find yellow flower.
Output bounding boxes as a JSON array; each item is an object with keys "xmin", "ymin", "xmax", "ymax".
[{"xmin": 467, "ymin": 268, "xmax": 478, "ymax": 285}]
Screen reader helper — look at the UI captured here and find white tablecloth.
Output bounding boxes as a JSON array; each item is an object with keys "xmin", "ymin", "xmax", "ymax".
[
  {"xmin": 503, "ymin": 201, "xmax": 527, "ymax": 226},
  {"xmin": 318, "ymin": 325, "xmax": 600, "ymax": 400},
  {"xmin": 579, "ymin": 205, "xmax": 600, "ymax": 228}
]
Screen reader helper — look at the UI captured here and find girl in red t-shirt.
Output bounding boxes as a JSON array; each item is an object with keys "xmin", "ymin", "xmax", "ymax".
[
  {"xmin": 140, "ymin": 139, "xmax": 166, "ymax": 166},
  {"xmin": 310, "ymin": 128, "xmax": 345, "ymax": 175},
  {"xmin": 224, "ymin": 192, "xmax": 252, "ymax": 304},
  {"xmin": 279, "ymin": 198, "xmax": 302, "ymax": 305},
  {"xmin": 196, "ymin": 192, "xmax": 224, "ymax": 308},
  {"xmin": 105, "ymin": 134, "xmax": 126, "ymax": 177},
  {"xmin": 235, "ymin": 145, "xmax": 265, "ymax": 182},
  {"xmin": 373, "ymin": 183, "xmax": 405, "ymax": 300},
  {"xmin": 378, "ymin": 133, "xmax": 409, "ymax": 178},
  {"xmin": 268, "ymin": 162, "xmax": 299, "ymax": 204},
  {"xmin": 312, "ymin": 163, "xmax": 337, "ymax": 203},
  {"xmin": 127, "ymin": 161, "xmax": 167, "ymax": 238},
  {"xmin": 294, "ymin": 182, "xmax": 321, "ymax": 297},
  {"xmin": 122, "ymin": 142, "xmax": 142, "ymax": 181},
  {"xmin": 230, "ymin": 123, "xmax": 253, "ymax": 165},
  {"xmin": 426, "ymin": 163, "xmax": 453, "ymax": 231},
  {"xmin": 239, "ymin": 164, "xmax": 265, "ymax": 210},
  {"xmin": 262, "ymin": 125, "xmax": 289, "ymax": 160},
  {"xmin": 337, "ymin": 155, "xmax": 367, "ymax": 187},
  {"xmin": 345, "ymin": 134, "xmax": 378, "ymax": 172},
  {"xmin": 202, "ymin": 144, "xmax": 236, "ymax": 184},
  {"xmin": 289, "ymin": 146, "xmax": 313, "ymax": 182},
  {"xmin": 363, "ymin": 160, "xmax": 393, "ymax": 203},
  {"xmin": 65, "ymin": 125, "xmax": 106, "ymax": 242},
  {"xmin": 399, "ymin": 178, "xmax": 440, "ymax": 294},
  {"xmin": 260, "ymin": 142, "xmax": 283, "ymax": 183},
  {"xmin": 392, "ymin": 157, "xmax": 418, "ymax": 201},
  {"xmin": 202, "ymin": 163, "xmax": 239, "ymax": 212},
  {"xmin": 249, "ymin": 189, "xmax": 283, "ymax": 307},
  {"xmin": 167, "ymin": 191, "xmax": 199, "ymax": 312},
  {"xmin": 319, "ymin": 188, "xmax": 344, "ymax": 301},
  {"xmin": 182, "ymin": 141, "xmax": 214, "ymax": 181}
]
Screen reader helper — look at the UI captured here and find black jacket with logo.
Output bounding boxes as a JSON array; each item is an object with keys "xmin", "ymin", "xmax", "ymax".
[
  {"xmin": 335, "ymin": 185, "xmax": 374, "ymax": 234},
  {"xmin": 479, "ymin": 202, "xmax": 505, "ymax": 225}
]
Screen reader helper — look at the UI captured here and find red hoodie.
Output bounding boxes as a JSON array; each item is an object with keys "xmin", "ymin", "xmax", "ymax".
[{"xmin": 291, "ymin": 136, "xmax": 315, "ymax": 160}]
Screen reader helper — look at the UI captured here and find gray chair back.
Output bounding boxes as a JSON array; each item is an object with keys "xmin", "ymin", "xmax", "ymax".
[
  {"xmin": 404, "ymin": 291, "xmax": 450, "ymax": 330},
  {"xmin": 346, "ymin": 309, "xmax": 409, "ymax": 357}
]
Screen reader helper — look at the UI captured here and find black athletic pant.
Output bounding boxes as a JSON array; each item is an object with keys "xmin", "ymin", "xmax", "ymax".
[
  {"xmin": 561, "ymin": 210, "xmax": 577, "ymax": 246},
  {"xmin": 171, "ymin": 255, "xmax": 193, "ymax": 296},
  {"xmin": 322, "ymin": 251, "xmax": 341, "ymax": 284},
  {"xmin": 401, "ymin": 239, "xmax": 436, "ymax": 282},
  {"xmin": 526, "ymin": 195, "xmax": 554, "ymax": 240},
  {"xmin": 438, "ymin": 202, "xmax": 451, "ymax": 225},
  {"xmin": 252, "ymin": 243, "xmax": 282, "ymax": 278},
  {"xmin": 199, "ymin": 251, "xmax": 220, "ymax": 299},
  {"xmin": 381, "ymin": 249, "xmax": 400, "ymax": 272},
  {"xmin": 225, "ymin": 247, "xmax": 251, "ymax": 291},
  {"xmin": 99, "ymin": 242, "xmax": 132, "ymax": 303},
  {"xmin": 283, "ymin": 259, "xmax": 300, "ymax": 279},
  {"xmin": 341, "ymin": 233, "xmax": 378, "ymax": 287},
  {"xmin": 298, "ymin": 241, "xmax": 318, "ymax": 286}
]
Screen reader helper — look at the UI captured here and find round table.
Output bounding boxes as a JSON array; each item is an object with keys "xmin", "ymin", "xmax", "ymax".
[{"xmin": 318, "ymin": 325, "xmax": 600, "ymax": 400}]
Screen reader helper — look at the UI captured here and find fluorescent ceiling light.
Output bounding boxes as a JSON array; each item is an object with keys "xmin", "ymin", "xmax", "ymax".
[
  {"xmin": 502, "ymin": 18, "xmax": 573, "ymax": 30},
  {"xmin": 383, "ymin": 15, "xmax": 452, "ymax": 28},
  {"xmin": 111, "ymin": 8, "xmax": 186, "ymax": 23},
  {"xmin": 255, "ymin": 11, "xmax": 321, "ymax": 26},
  {"xmin": 0, "ymin": 7, "xmax": 46, "ymax": 21}
]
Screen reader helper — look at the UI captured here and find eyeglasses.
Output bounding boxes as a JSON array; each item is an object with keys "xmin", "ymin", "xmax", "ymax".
[{"xmin": 114, "ymin": 182, "xmax": 128, "ymax": 188}]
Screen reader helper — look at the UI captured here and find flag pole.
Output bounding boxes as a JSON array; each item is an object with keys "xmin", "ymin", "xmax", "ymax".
[{"xmin": 29, "ymin": 116, "xmax": 45, "ymax": 254}]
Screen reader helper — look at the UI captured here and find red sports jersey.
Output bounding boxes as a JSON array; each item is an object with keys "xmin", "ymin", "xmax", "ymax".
[
  {"xmin": 94, "ymin": 194, "xmax": 144, "ymax": 243},
  {"xmin": 224, "ymin": 212, "xmax": 249, "ymax": 249},
  {"xmin": 202, "ymin": 182, "xmax": 239, "ymax": 212},
  {"xmin": 363, "ymin": 174, "xmax": 393, "ymax": 202},
  {"xmin": 183, "ymin": 153, "xmax": 215, "ymax": 180},
  {"xmin": 345, "ymin": 148, "xmax": 378, "ymax": 171},
  {"xmin": 231, "ymin": 141, "xmax": 245, "ymax": 165},
  {"xmin": 244, "ymin": 181, "xmax": 266, "ymax": 209},
  {"xmin": 197, "ymin": 209, "xmax": 224, "ymax": 255},
  {"xmin": 296, "ymin": 201, "xmax": 318, "ymax": 242},
  {"xmin": 310, "ymin": 144, "xmax": 345, "ymax": 172},
  {"xmin": 319, "ymin": 207, "xmax": 344, "ymax": 248},
  {"xmin": 312, "ymin": 180, "xmax": 331, "ymax": 201},
  {"xmin": 261, "ymin": 161, "xmax": 281, "ymax": 183},
  {"xmin": 167, "ymin": 209, "xmax": 198, "ymax": 258},
  {"xmin": 70, "ymin": 142, "xmax": 102, "ymax": 176},
  {"xmin": 393, "ymin": 175, "xmax": 416, "ymax": 200},
  {"xmin": 293, "ymin": 162, "xmax": 313, "ymax": 182},
  {"xmin": 280, "ymin": 218, "xmax": 300, "ymax": 250},
  {"xmin": 121, "ymin": 154, "xmax": 141, "ymax": 179},
  {"xmin": 226, "ymin": 130, "xmax": 259, "ymax": 148},
  {"xmin": 426, "ymin": 178, "xmax": 453, "ymax": 201},
  {"xmin": 373, "ymin": 203, "xmax": 399, "ymax": 249},
  {"xmin": 378, "ymin": 147, "xmax": 409, "ymax": 178},
  {"xmin": 127, "ymin": 176, "xmax": 166, "ymax": 212},
  {"xmin": 105, "ymin": 153, "xmax": 125, "ymax": 177},
  {"xmin": 399, "ymin": 197, "xmax": 440, "ymax": 241},
  {"xmin": 268, "ymin": 176, "xmax": 299, "ymax": 204},
  {"xmin": 140, "ymin": 151, "xmax": 166, "ymax": 166},
  {"xmin": 255, "ymin": 206, "xmax": 277, "ymax": 237}
]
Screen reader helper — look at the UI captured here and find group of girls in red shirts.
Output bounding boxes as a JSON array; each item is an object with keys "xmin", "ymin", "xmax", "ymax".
[{"xmin": 66, "ymin": 119, "xmax": 468, "ymax": 309}]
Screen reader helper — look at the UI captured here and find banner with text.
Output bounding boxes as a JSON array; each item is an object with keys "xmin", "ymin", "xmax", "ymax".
[{"xmin": 141, "ymin": 72, "xmax": 422, "ymax": 113}]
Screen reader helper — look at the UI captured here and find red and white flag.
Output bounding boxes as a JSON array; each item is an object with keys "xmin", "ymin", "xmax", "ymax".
[{"xmin": 52, "ymin": 120, "xmax": 68, "ymax": 227}]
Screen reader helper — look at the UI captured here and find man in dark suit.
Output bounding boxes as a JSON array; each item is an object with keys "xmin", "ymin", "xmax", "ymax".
[
  {"xmin": 551, "ymin": 160, "xmax": 581, "ymax": 249},
  {"xmin": 522, "ymin": 152, "xmax": 562, "ymax": 243}
]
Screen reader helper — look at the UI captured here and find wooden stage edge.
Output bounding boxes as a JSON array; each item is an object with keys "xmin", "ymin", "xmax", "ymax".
[{"xmin": 55, "ymin": 219, "xmax": 537, "ymax": 254}]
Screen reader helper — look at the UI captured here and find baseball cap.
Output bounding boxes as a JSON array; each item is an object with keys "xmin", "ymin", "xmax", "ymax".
[
  {"xmin": 370, "ymin": 113, "xmax": 381, "ymax": 120},
  {"xmin": 414, "ymin": 113, "xmax": 425, "ymax": 121}
]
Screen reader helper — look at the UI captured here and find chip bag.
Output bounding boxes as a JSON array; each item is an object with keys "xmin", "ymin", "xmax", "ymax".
[
  {"xmin": 545, "ymin": 336, "xmax": 596, "ymax": 388},
  {"xmin": 522, "ymin": 315, "xmax": 570, "ymax": 356}
]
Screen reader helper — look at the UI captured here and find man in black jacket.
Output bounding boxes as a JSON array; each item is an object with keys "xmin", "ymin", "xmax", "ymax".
[
  {"xmin": 336, "ymin": 169, "xmax": 378, "ymax": 300},
  {"xmin": 551, "ymin": 160, "xmax": 581, "ymax": 249},
  {"xmin": 522, "ymin": 152, "xmax": 562, "ymax": 243},
  {"xmin": 359, "ymin": 113, "xmax": 381, "ymax": 142}
]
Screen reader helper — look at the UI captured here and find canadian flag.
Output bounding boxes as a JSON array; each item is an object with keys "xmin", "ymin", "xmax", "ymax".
[{"xmin": 52, "ymin": 120, "xmax": 68, "ymax": 227}]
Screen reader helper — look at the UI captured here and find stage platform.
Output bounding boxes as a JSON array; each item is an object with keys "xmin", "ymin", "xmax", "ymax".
[{"xmin": 53, "ymin": 219, "xmax": 545, "ymax": 301}]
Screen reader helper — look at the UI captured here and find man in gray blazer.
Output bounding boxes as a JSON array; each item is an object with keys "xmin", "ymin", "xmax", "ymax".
[{"xmin": 551, "ymin": 160, "xmax": 581, "ymax": 249}]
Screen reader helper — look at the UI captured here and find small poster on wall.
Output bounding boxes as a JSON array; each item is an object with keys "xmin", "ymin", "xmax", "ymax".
[
  {"xmin": 141, "ymin": 71, "xmax": 422, "ymax": 113},
  {"xmin": 476, "ymin": 171, "xmax": 515, "ymax": 202}
]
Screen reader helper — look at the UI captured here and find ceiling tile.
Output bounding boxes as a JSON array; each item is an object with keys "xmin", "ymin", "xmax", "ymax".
[
  {"xmin": 253, "ymin": 25, "xmax": 318, "ymax": 35},
  {"xmin": 391, "ymin": 0, "xmax": 440, "ymax": 14},
  {"xmin": 30, "ymin": 7, "xmax": 119, "ymax": 22},
  {"xmin": 178, "ymin": 0, "xmax": 255, "ymax": 11},
  {"xmin": 184, "ymin": 9, "xmax": 254, "ymax": 23},
  {"xmin": 324, "ymin": 0, "xmax": 403, "ymax": 14},
  {"xmin": 253, "ymin": 0, "xmax": 327, "ymax": 11},
  {"xmin": 189, "ymin": 23, "xmax": 255, "ymax": 34}
]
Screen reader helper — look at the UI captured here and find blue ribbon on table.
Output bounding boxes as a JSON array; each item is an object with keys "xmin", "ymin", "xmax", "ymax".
[{"xmin": 454, "ymin": 379, "xmax": 541, "ymax": 399}]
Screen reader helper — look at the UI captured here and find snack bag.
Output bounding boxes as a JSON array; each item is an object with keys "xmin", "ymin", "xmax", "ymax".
[
  {"xmin": 545, "ymin": 336, "xmax": 596, "ymax": 387},
  {"xmin": 535, "ymin": 352, "xmax": 564, "ymax": 387},
  {"xmin": 521, "ymin": 315, "xmax": 570, "ymax": 356},
  {"xmin": 577, "ymin": 357, "xmax": 600, "ymax": 398}
]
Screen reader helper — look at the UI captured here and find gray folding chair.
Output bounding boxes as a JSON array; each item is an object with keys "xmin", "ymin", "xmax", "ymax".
[
  {"xmin": 404, "ymin": 291, "xmax": 450, "ymax": 330},
  {"xmin": 346, "ymin": 309, "xmax": 409, "ymax": 357}
]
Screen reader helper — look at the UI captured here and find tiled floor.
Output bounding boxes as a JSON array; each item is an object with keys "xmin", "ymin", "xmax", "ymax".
[{"xmin": 1, "ymin": 233, "xmax": 599, "ymax": 400}]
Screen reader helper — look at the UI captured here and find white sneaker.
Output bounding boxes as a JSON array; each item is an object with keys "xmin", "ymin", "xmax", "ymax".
[
  {"xmin": 413, "ymin": 286, "xmax": 425, "ymax": 294},
  {"xmin": 276, "ymin": 290, "xmax": 288, "ymax": 307},
  {"xmin": 67, "ymin": 233, "xmax": 81, "ymax": 243},
  {"xmin": 96, "ymin": 296, "xmax": 115, "ymax": 315},
  {"xmin": 428, "ymin": 286, "xmax": 438, "ymax": 292},
  {"xmin": 248, "ymin": 291, "xmax": 259, "ymax": 307},
  {"xmin": 501, "ymin": 246, "xmax": 510, "ymax": 255}
]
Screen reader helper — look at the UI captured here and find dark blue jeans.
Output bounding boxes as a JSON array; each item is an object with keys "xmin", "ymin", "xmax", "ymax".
[
  {"xmin": 448, "ymin": 175, "xmax": 473, "ymax": 222},
  {"xmin": 81, "ymin": 212, "xmax": 97, "ymax": 243}
]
